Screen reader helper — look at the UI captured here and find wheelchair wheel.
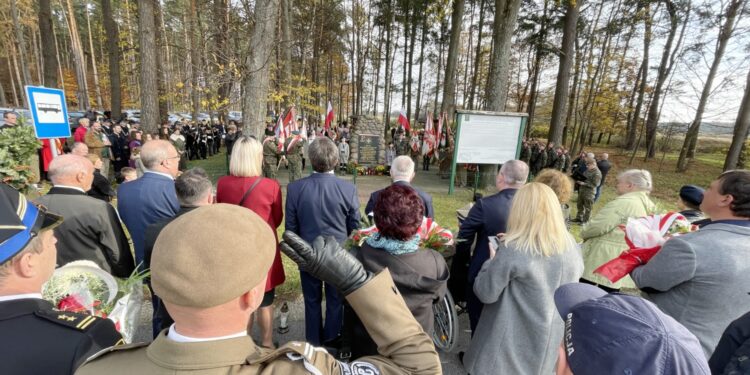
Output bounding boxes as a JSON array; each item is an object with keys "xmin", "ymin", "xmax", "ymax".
[{"xmin": 432, "ymin": 290, "xmax": 459, "ymax": 352}]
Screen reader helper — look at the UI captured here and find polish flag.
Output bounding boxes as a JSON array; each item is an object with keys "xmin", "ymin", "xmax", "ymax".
[
  {"xmin": 275, "ymin": 115, "xmax": 286, "ymax": 152},
  {"xmin": 398, "ymin": 108, "xmax": 410, "ymax": 132},
  {"xmin": 324, "ymin": 101, "xmax": 334, "ymax": 131},
  {"xmin": 282, "ymin": 106, "xmax": 297, "ymax": 133},
  {"xmin": 436, "ymin": 112, "xmax": 444, "ymax": 147}
]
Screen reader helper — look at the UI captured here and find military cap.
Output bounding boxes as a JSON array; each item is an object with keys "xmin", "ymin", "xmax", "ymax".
[
  {"xmin": 0, "ymin": 184, "xmax": 62, "ymax": 264},
  {"xmin": 151, "ymin": 204, "xmax": 276, "ymax": 308}
]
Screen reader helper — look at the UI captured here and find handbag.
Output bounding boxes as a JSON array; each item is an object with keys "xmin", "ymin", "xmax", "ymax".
[{"xmin": 238, "ymin": 177, "xmax": 264, "ymax": 206}]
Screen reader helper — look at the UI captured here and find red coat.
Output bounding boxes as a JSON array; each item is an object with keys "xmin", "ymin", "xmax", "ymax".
[
  {"xmin": 41, "ymin": 138, "xmax": 64, "ymax": 172},
  {"xmin": 216, "ymin": 175, "xmax": 285, "ymax": 292},
  {"xmin": 74, "ymin": 126, "xmax": 88, "ymax": 143}
]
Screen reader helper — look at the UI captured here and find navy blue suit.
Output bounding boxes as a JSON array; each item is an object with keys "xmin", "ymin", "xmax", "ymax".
[
  {"xmin": 285, "ymin": 172, "xmax": 360, "ymax": 345},
  {"xmin": 364, "ymin": 180, "xmax": 434, "ymax": 219},
  {"xmin": 456, "ymin": 188, "xmax": 517, "ymax": 333},
  {"xmin": 117, "ymin": 172, "xmax": 179, "ymax": 267}
]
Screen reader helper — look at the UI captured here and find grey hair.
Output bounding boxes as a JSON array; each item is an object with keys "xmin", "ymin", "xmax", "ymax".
[
  {"xmin": 308, "ymin": 137, "xmax": 339, "ymax": 173},
  {"xmin": 390, "ymin": 156, "xmax": 415, "ymax": 180},
  {"xmin": 586, "ymin": 152, "xmax": 595, "ymax": 159},
  {"xmin": 500, "ymin": 160, "xmax": 529, "ymax": 186},
  {"xmin": 175, "ymin": 168, "xmax": 213, "ymax": 206},
  {"xmin": 48, "ymin": 154, "xmax": 93, "ymax": 184},
  {"xmin": 70, "ymin": 142, "xmax": 89, "ymax": 155},
  {"xmin": 618, "ymin": 169, "xmax": 653, "ymax": 192},
  {"xmin": 141, "ymin": 140, "xmax": 175, "ymax": 169}
]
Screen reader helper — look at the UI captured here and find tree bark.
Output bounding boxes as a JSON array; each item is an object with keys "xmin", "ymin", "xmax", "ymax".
[
  {"xmin": 242, "ymin": 0, "xmax": 280, "ymax": 137},
  {"xmin": 441, "ymin": 0, "xmax": 465, "ymax": 117},
  {"xmin": 550, "ymin": 0, "xmax": 584, "ymax": 147},
  {"xmin": 468, "ymin": 0, "xmax": 486, "ymax": 110},
  {"xmin": 626, "ymin": 6, "xmax": 651, "ymax": 150},
  {"xmin": 482, "ymin": 0, "xmax": 521, "ymax": 189},
  {"xmin": 102, "ymin": 0, "xmax": 121, "ymax": 119},
  {"xmin": 188, "ymin": 0, "xmax": 202, "ymax": 121},
  {"xmin": 139, "ymin": 0, "xmax": 160, "ymax": 133},
  {"xmin": 414, "ymin": 16, "xmax": 427, "ymax": 126},
  {"xmin": 63, "ymin": 0, "xmax": 91, "ymax": 110},
  {"xmin": 644, "ymin": 1, "xmax": 681, "ymax": 159},
  {"xmin": 677, "ymin": 0, "xmax": 742, "ymax": 171},
  {"xmin": 154, "ymin": 1, "xmax": 169, "ymax": 124},
  {"xmin": 725, "ymin": 68, "xmax": 750, "ymax": 171},
  {"xmin": 528, "ymin": 0, "xmax": 550, "ymax": 137},
  {"xmin": 85, "ymin": 5, "xmax": 104, "ymax": 108},
  {"xmin": 11, "ymin": 0, "xmax": 32, "ymax": 105},
  {"xmin": 38, "ymin": 0, "xmax": 58, "ymax": 88}
]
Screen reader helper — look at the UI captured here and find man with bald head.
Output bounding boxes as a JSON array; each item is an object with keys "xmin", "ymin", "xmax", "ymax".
[
  {"xmin": 70, "ymin": 142, "xmax": 89, "ymax": 157},
  {"xmin": 35, "ymin": 155, "xmax": 134, "ymax": 276},
  {"xmin": 117, "ymin": 140, "xmax": 180, "ymax": 269}
]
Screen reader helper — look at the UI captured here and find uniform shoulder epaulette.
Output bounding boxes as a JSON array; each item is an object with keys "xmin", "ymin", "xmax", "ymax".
[
  {"xmin": 84, "ymin": 341, "xmax": 147, "ymax": 363},
  {"xmin": 34, "ymin": 310, "xmax": 107, "ymax": 332}
]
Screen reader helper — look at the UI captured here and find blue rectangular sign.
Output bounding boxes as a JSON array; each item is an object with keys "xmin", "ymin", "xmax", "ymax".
[{"xmin": 25, "ymin": 86, "xmax": 71, "ymax": 139}]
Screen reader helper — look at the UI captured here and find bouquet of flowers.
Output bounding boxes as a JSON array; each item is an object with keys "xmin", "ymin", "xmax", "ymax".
[
  {"xmin": 593, "ymin": 212, "xmax": 697, "ymax": 283},
  {"xmin": 42, "ymin": 260, "xmax": 149, "ymax": 343},
  {"xmin": 345, "ymin": 217, "xmax": 454, "ymax": 253}
]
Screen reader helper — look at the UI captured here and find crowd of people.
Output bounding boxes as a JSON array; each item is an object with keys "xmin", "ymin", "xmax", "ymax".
[{"xmin": 1, "ymin": 107, "xmax": 750, "ymax": 374}]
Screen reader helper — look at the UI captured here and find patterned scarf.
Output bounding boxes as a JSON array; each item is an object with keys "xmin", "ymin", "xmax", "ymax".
[{"xmin": 365, "ymin": 233, "xmax": 420, "ymax": 255}]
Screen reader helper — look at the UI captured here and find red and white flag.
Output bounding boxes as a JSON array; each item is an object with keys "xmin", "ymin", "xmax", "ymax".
[
  {"xmin": 275, "ymin": 115, "xmax": 286, "ymax": 152},
  {"xmin": 422, "ymin": 112, "xmax": 434, "ymax": 156},
  {"xmin": 324, "ymin": 101, "xmax": 334, "ymax": 131},
  {"xmin": 398, "ymin": 108, "xmax": 411, "ymax": 132}
]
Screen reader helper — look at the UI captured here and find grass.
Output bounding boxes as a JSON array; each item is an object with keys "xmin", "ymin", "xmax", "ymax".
[{"xmin": 188, "ymin": 144, "xmax": 726, "ymax": 300}]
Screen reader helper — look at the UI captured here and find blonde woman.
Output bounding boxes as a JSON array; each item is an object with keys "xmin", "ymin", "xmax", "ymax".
[
  {"xmin": 463, "ymin": 183, "xmax": 583, "ymax": 375},
  {"xmin": 215, "ymin": 136, "xmax": 285, "ymax": 348},
  {"xmin": 534, "ymin": 169, "xmax": 574, "ymax": 227}
]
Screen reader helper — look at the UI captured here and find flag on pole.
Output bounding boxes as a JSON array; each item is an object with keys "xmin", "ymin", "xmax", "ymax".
[
  {"xmin": 324, "ymin": 101, "xmax": 334, "ymax": 131},
  {"xmin": 422, "ymin": 112, "xmax": 434, "ymax": 156},
  {"xmin": 275, "ymin": 115, "xmax": 286, "ymax": 152},
  {"xmin": 398, "ymin": 108, "xmax": 411, "ymax": 132}
]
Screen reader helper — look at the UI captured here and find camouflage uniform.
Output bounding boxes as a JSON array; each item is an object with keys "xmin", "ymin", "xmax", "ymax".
[
  {"xmin": 285, "ymin": 136, "xmax": 305, "ymax": 183},
  {"xmin": 262, "ymin": 137, "xmax": 280, "ymax": 179},
  {"xmin": 575, "ymin": 167, "xmax": 602, "ymax": 223}
]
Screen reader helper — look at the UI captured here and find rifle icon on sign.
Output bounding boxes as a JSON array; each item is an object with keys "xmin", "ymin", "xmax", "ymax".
[{"xmin": 38, "ymin": 103, "xmax": 61, "ymax": 113}]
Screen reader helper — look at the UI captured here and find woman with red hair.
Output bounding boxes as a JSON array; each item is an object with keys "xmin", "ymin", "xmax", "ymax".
[{"xmin": 348, "ymin": 184, "xmax": 449, "ymax": 357}]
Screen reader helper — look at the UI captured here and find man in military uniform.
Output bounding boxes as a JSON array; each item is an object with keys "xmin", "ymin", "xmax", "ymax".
[
  {"xmin": 262, "ymin": 129, "xmax": 280, "ymax": 179},
  {"xmin": 546, "ymin": 142, "xmax": 558, "ymax": 169},
  {"xmin": 394, "ymin": 131, "xmax": 410, "ymax": 157},
  {"xmin": 529, "ymin": 141, "xmax": 547, "ymax": 177},
  {"xmin": 519, "ymin": 139, "xmax": 532, "ymax": 164},
  {"xmin": 553, "ymin": 147, "xmax": 566, "ymax": 171},
  {"xmin": 284, "ymin": 130, "xmax": 305, "ymax": 183},
  {"xmin": 572, "ymin": 157, "xmax": 602, "ymax": 224},
  {"xmin": 76, "ymin": 205, "xmax": 441, "ymax": 375},
  {"xmin": 0, "ymin": 184, "xmax": 123, "ymax": 374}
]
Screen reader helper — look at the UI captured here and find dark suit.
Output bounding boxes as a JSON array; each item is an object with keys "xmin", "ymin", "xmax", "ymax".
[
  {"xmin": 88, "ymin": 170, "xmax": 114, "ymax": 202},
  {"xmin": 0, "ymin": 297, "xmax": 122, "ymax": 375},
  {"xmin": 285, "ymin": 172, "xmax": 360, "ymax": 345},
  {"xmin": 364, "ymin": 180, "xmax": 434, "ymax": 219},
  {"xmin": 117, "ymin": 172, "xmax": 179, "ymax": 268},
  {"xmin": 36, "ymin": 187, "xmax": 134, "ymax": 277},
  {"xmin": 456, "ymin": 188, "xmax": 518, "ymax": 333},
  {"xmin": 143, "ymin": 206, "xmax": 197, "ymax": 337}
]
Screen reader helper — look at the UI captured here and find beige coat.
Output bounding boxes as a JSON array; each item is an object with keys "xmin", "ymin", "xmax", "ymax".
[
  {"xmin": 580, "ymin": 190, "xmax": 657, "ymax": 289},
  {"xmin": 76, "ymin": 270, "xmax": 440, "ymax": 375}
]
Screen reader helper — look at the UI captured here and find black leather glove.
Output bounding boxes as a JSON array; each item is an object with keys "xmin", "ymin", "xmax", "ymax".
[{"xmin": 280, "ymin": 231, "xmax": 371, "ymax": 296}]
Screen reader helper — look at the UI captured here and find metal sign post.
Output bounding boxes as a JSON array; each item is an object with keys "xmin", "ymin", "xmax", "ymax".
[{"xmin": 25, "ymin": 86, "xmax": 71, "ymax": 147}]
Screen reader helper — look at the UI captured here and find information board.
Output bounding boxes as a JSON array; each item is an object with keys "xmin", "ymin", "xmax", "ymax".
[
  {"xmin": 25, "ymin": 85, "xmax": 71, "ymax": 139},
  {"xmin": 454, "ymin": 111, "xmax": 526, "ymax": 164},
  {"xmin": 357, "ymin": 134, "xmax": 380, "ymax": 166}
]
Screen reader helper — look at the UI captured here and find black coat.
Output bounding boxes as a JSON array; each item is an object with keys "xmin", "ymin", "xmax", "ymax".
[
  {"xmin": 0, "ymin": 298, "xmax": 122, "ymax": 375},
  {"xmin": 710, "ymin": 311, "xmax": 750, "ymax": 374}
]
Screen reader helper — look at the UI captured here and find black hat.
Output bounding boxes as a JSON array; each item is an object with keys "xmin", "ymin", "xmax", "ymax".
[
  {"xmin": 265, "ymin": 129, "xmax": 275, "ymax": 136},
  {"xmin": 0, "ymin": 184, "xmax": 63, "ymax": 264},
  {"xmin": 679, "ymin": 185, "xmax": 704, "ymax": 208}
]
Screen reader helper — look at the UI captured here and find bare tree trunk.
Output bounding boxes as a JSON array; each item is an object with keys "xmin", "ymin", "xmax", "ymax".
[
  {"xmin": 482, "ymin": 0, "xmax": 521, "ymax": 189},
  {"xmin": 485, "ymin": 0, "xmax": 521, "ymax": 112},
  {"xmin": 677, "ymin": 0, "xmax": 742, "ymax": 171},
  {"xmin": 527, "ymin": 0, "xmax": 550, "ymax": 137},
  {"xmin": 562, "ymin": 39, "xmax": 581, "ymax": 146},
  {"xmin": 154, "ymin": 1, "xmax": 169, "ymax": 123},
  {"xmin": 11, "ymin": 0, "xmax": 32, "ymax": 104},
  {"xmin": 53, "ymin": 20, "xmax": 66, "ymax": 92},
  {"xmin": 644, "ymin": 1, "xmax": 683, "ymax": 159},
  {"xmin": 139, "ymin": 0, "xmax": 160, "ymax": 133},
  {"xmin": 188, "ymin": 0, "xmax": 201, "ymax": 121},
  {"xmin": 626, "ymin": 7, "xmax": 651, "ymax": 150},
  {"xmin": 468, "ymin": 0, "xmax": 485, "ymax": 110},
  {"xmin": 725, "ymin": 68, "xmax": 750, "ymax": 171},
  {"xmin": 441, "ymin": 0, "xmax": 465, "ymax": 117},
  {"xmin": 242, "ymin": 0, "xmax": 280, "ymax": 137},
  {"xmin": 549, "ymin": 0, "xmax": 583, "ymax": 146},
  {"xmin": 62, "ymin": 0, "xmax": 91, "ymax": 110},
  {"xmin": 102, "ymin": 0, "xmax": 121, "ymax": 118},
  {"xmin": 38, "ymin": 0, "xmax": 58, "ymax": 88},
  {"xmin": 85, "ymin": 5, "xmax": 104, "ymax": 108},
  {"xmin": 280, "ymin": 0, "xmax": 292, "ymax": 107},
  {"xmin": 414, "ymin": 16, "xmax": 427, "ymax": 126},
  {"xmin": 406, "ymin": 6, "xmax": 418, "ymax": 122}
]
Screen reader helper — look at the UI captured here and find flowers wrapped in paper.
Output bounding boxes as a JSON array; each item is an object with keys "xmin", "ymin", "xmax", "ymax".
[
  {"xmin": 345, "ymin": 217, "xmax": 454, "ymax": 253},
  {"xmin": 593, "ymin": 212, "xmax": 697, "ymax": 283},
  {"xmin": 42, "ymin": 260, "xmax": 149, "ymax": 343}
]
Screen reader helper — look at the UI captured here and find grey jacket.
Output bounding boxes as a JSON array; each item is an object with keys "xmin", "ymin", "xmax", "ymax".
[
  {"xmin": 631, "ymin": 223, "xmax": 750, "ymax": 358},
  {"xmin": 463, "ymin": 239, "xmax": 584, "ymax": 375}
]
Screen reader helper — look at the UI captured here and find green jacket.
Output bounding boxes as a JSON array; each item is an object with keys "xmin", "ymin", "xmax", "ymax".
[
  {"xmin": 579, "ymin": 168, "xmax": 602, "ymax": 197},
  {"xmin": 580, "ymin": 190, "xmax": 657, "ymax": 289}
]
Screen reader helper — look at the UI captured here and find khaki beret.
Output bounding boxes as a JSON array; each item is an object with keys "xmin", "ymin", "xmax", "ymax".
[{"xmin": 151, "ymin": 204, "xmax": 276, "ymax": 308}]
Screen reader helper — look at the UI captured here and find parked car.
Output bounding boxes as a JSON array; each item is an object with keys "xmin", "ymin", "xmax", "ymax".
[
  {"xmin": 228, "ymin": 111, "xmax": 242, "ymax": 123},
  {"xmin": 196, "ymin": 112, "xmax": 211, "ymax": 122},
  {"xmin": 123, "ymin": 109, "xmax": 141, "ymax": 123}
]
